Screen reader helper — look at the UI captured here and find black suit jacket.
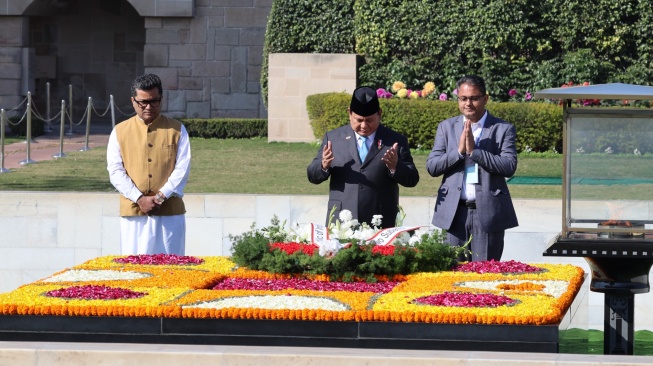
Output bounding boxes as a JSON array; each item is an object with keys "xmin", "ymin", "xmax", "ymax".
[{"xmin": 307, "ymin": 124, "xmax": 419, "ymax": 228}]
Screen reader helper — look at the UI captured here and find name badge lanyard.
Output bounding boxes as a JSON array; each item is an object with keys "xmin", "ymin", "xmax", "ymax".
[{"xmin": 465, "ymin": 126, "xmax": 483, "ymax": 184}]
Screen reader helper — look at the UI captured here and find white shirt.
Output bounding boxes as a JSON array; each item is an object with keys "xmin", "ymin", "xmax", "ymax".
[{"xmin": 461, "ymin": 111, "xmax": 487, "ymax": 201}]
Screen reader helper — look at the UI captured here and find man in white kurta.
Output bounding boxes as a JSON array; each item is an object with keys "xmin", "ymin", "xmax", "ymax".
[{"xmin": 107, "ymin": 74, "xmax": 191, "ymax": 255}]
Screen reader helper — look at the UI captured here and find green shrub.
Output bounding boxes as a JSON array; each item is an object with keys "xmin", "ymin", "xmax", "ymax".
[
  {"xmin": 263, "ymin": 0, "xmax": 653, "ymax": 106},
  {"xmin": 7, "ymin": 116, "xmax": 45, "ymax": 137},
  {"xmin": 489, "ymin": 102, "xmax": 563, "ymax": 153},
  {"xmin": 305, "ymin": 93, "xmax": 350, "ymax": 140},
  {"xmin": 307, "ymin": 93, "xmax": 564, "ymax": 153},
  {"xmin": 181, "ymin": 118, "xmax": 267, "ymax": 139}
]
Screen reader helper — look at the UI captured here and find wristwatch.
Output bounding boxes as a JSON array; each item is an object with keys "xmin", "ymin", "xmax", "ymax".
[{"xmin": 154, "ymin": 192, "xmax": 166, "ymax": 205}]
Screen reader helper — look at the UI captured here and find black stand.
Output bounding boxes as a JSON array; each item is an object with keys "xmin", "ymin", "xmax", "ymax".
[
  {"xmin": 544, "ymin": 235, "xmax": 653, "ymax": 355},
  {"xmin": 585, "ymin": 256, "xmax": 652, "ymax": 355},
  {"xmin": 605, "ymin": 293, "xmax": 634, "ymax": 354}
]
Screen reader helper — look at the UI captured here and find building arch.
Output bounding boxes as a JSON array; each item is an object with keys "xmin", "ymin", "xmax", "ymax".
[
  {"xmin": 3, "ymin": 0, "xmax": 193, "ymax": 17},
  {"xmin": 0, "ymin": 0, "xmax": 271, "ymax": 121}
]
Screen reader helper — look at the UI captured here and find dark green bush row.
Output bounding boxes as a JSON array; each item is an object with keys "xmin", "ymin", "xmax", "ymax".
[
  {"xmin": 307, "ymin": 94, "xmax": 563, "ymax": 153},
  {"xmin": 6, "ymin": 117, "xmax": 45, "ymax": 137},
  {"xmin": 263, "ymin": 0, "xmax": 653, "ymax": 105},
  {"xmin": 180, "ymin": 118, "xmax": 267, "ymax": 139}
]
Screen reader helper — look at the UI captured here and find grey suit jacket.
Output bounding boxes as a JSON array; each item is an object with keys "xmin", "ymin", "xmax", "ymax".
[
  {"xmin": 426, "ymin": 112, "xmax": 518, "ymax": 232},
  {"xmin": 307, "ymin": 124, "xmax": 419, "ymax": 228}
]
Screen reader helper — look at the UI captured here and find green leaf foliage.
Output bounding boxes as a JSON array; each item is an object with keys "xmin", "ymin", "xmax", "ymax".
[
  {"xmin": 7, "ymin": 116, "xmax": 46, "ymax": 138},
  {"xmin": 229, "ymin": 223, "xmax": 461, "ymax": 282},
  {"xmin": 181, "ymin": 118, "xmax": 267, "ymax": 139},
  {"xmin": 307, "ymin": 93, "xmax": 563, "ymax": 152},
  {"xmin": 263, "ymin": 0, "xmax": 653, "ymax": 106}
]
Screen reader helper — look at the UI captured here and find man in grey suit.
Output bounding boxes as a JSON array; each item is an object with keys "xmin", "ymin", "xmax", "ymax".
[
  {"xmin": 426, "ymin": 75, "xmax": 518, "ymax": 261},
  {"xmin": 308, "ymin": 86, "xmax": 420, "ymax": 228}
]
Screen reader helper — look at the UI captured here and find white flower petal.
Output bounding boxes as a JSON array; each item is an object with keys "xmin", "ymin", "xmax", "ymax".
[
  {"xmin": 42, "ymin": 269, "xmax": 150, "ymax": 282},
  {"xmin": 185, "ymin": 295, "xmax": 349, "ymax": 311}
]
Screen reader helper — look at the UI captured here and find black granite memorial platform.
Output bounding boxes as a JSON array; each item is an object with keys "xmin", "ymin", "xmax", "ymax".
[{"xmin": 0, "ymin": 315, "xmax": 559, "ymax": 353}]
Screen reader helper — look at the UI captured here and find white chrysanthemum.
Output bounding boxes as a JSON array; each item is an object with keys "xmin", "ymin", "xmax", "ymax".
[
  {"xmin": 185, "ymin": 295, "xmax": 349, "ymax": 311},
  {"xmin": 339, "ymin": 220, "xmax": 354, "ymax": 230},
  {"xmin": 339, "ymin": 210, "xmax": 353, "ymax": 223},
  {"xmin": 356, "ymin": 228, "xmax": 376, "ymax": 240},
  {"xmin": 371, "ymin": 215, "xmax": 383, "ymax": 227}
]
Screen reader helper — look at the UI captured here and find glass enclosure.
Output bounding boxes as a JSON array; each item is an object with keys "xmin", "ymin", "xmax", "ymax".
[{"xmin": 563, "ymin": 108, "xmax": 653, "ymax": 239}]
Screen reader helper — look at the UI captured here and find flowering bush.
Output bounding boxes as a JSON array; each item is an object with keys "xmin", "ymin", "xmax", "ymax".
[
  {"xmin": 507, "ymin": 88, "xmax": 533, "ymax": 102},
  {"xmin": 229, "ymin": 211, "xmax": 464, "ymax": 282},
  {"xmin": 377, "ymin": 81, "xmax": 449, "ymax": 100}
]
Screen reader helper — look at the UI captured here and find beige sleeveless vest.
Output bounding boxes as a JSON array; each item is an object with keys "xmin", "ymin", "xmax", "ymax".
[{"xmin": 115, "ymin": 114, "xmax": 186, "ymax": 216}]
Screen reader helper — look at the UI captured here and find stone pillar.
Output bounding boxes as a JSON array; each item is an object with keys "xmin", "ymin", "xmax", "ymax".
[
  {"xmin": 267, "ymin": 53, "xmax": 357, "ymax": 143},
  {"xmin": 0, "ymin": 17, "xmax": 28, "ymax": 113}
]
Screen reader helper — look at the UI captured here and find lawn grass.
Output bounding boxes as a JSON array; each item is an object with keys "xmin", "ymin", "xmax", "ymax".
[
  {"xmin": 559, "ymin": 328, "xmax": 653, "ymax": 355},
  {"xmin": 0, "ymin": 137, "xmax": 564, "ymax": 197},
  {"xmin": 2, "ymin": 137, "xmax": 23, "ymax": 145}
]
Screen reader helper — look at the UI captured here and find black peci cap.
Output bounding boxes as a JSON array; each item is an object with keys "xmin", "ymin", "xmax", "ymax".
[{"xmin": 350, "ymin": 86, "xmax": 380, "ymax": 117}]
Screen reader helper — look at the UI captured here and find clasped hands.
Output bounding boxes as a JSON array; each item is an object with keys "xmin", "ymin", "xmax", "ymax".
[
  {"xmin": 321, "ymin": 140, "xmax": 400, "ymax": 171},
  {"xmin": 458, "ymin": 119, "xmax": 476, "ymax": 156},
  {"xmin": 137, "ymin": 195, "xmax": 161, "ymax": 216}
]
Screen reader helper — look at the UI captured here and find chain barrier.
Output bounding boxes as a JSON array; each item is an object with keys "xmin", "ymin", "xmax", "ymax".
[
  {"xmin": 0, "ymin": 85, "xmax": 135, "ymax": 172},
  {"xmin": 113, "ymin": 102, "xmax": 136, "ymax": 117}
]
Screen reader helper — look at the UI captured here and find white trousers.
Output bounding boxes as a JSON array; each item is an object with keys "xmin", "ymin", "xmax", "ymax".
[{"xmin": 120, "ymin": 215, "xmax": 186, "ymax": 255}]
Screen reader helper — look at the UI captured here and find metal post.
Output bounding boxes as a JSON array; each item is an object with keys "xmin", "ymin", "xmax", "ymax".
[
  {"xmin": 45, "ymin": 82, "xmax": 52, "ymax": 132},
  {"xmin": 0, "ymin": 109, "xmax": 10, "ymax": 173},
  {"xmin": 110, "ymin": 95, "xmax": 116, "ymax": 129},
  {"xmin": 66, "ymin": 84, "xmax": 75, "ymax": 135},
  {"xmin": 23, "ymin": 92, "xmax": 35, "ymax": 144},
  {"xmin": 52, "ymin": 100, "xmax": 67, "ymax": 159},
  {"xmin": 604, "ymin": 293, "xmax": 635, "ymax": 355},
  {"xmin": 19, "ymin": 101, "xmax": 36, "ymax": 165},
  {"xmin": 79, "ymin": 97, "xmax": 92, "ymax": 151}
]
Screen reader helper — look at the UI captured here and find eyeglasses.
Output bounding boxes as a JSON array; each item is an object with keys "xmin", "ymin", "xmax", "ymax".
[
  {"xmin": 458, "ymin": 95, "xmax": 485, "ymax": 103},
  {"xmin": 133, "ymin": 98, "xmax": 161, "ymax": 108}
]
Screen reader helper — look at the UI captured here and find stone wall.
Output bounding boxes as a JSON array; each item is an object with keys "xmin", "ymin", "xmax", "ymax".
[
  {"xmin": 0, "ymin": 0, "xmax": 273, "ymax": 121},
  {"xmin": 267, "ymin": 53, "xmax": 358, "ymax": 142}
]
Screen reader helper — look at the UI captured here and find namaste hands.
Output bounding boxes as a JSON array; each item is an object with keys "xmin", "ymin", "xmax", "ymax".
[{"xmin": 458, "ymin": 119, "xmax": 475, "ymax": 156}]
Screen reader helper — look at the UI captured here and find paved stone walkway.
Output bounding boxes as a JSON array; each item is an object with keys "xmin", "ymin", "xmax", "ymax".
[{"xmin": 0, "ymin": 124, "xmax": 111, "ymax": 171}]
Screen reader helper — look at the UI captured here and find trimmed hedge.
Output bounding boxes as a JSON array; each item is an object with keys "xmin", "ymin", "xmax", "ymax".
[
  {"xmin": 7, "ymin": 116, "xmax": 45, "ymax": 137},
  {"xmin": 180, "ymin": 118, "xmax": 267, "ymax": 139},
  {"xmin": 307, "ymin": 94, "xmax": 563, "ymax": 153}
]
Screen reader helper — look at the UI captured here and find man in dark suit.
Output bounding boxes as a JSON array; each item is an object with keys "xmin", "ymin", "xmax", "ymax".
[
  {"xmin": 426, "ymin": 75, "xmax": 518, "ymax": 261},
  {"xmin": 307, "ymin": 86, "xmax": 419, "ymax": 228}
]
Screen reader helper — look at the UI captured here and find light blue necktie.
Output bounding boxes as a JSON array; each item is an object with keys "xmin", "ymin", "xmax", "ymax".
[{"xmin": 358, "ymin": 136, "xmax": 369, "ymax": 162}]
